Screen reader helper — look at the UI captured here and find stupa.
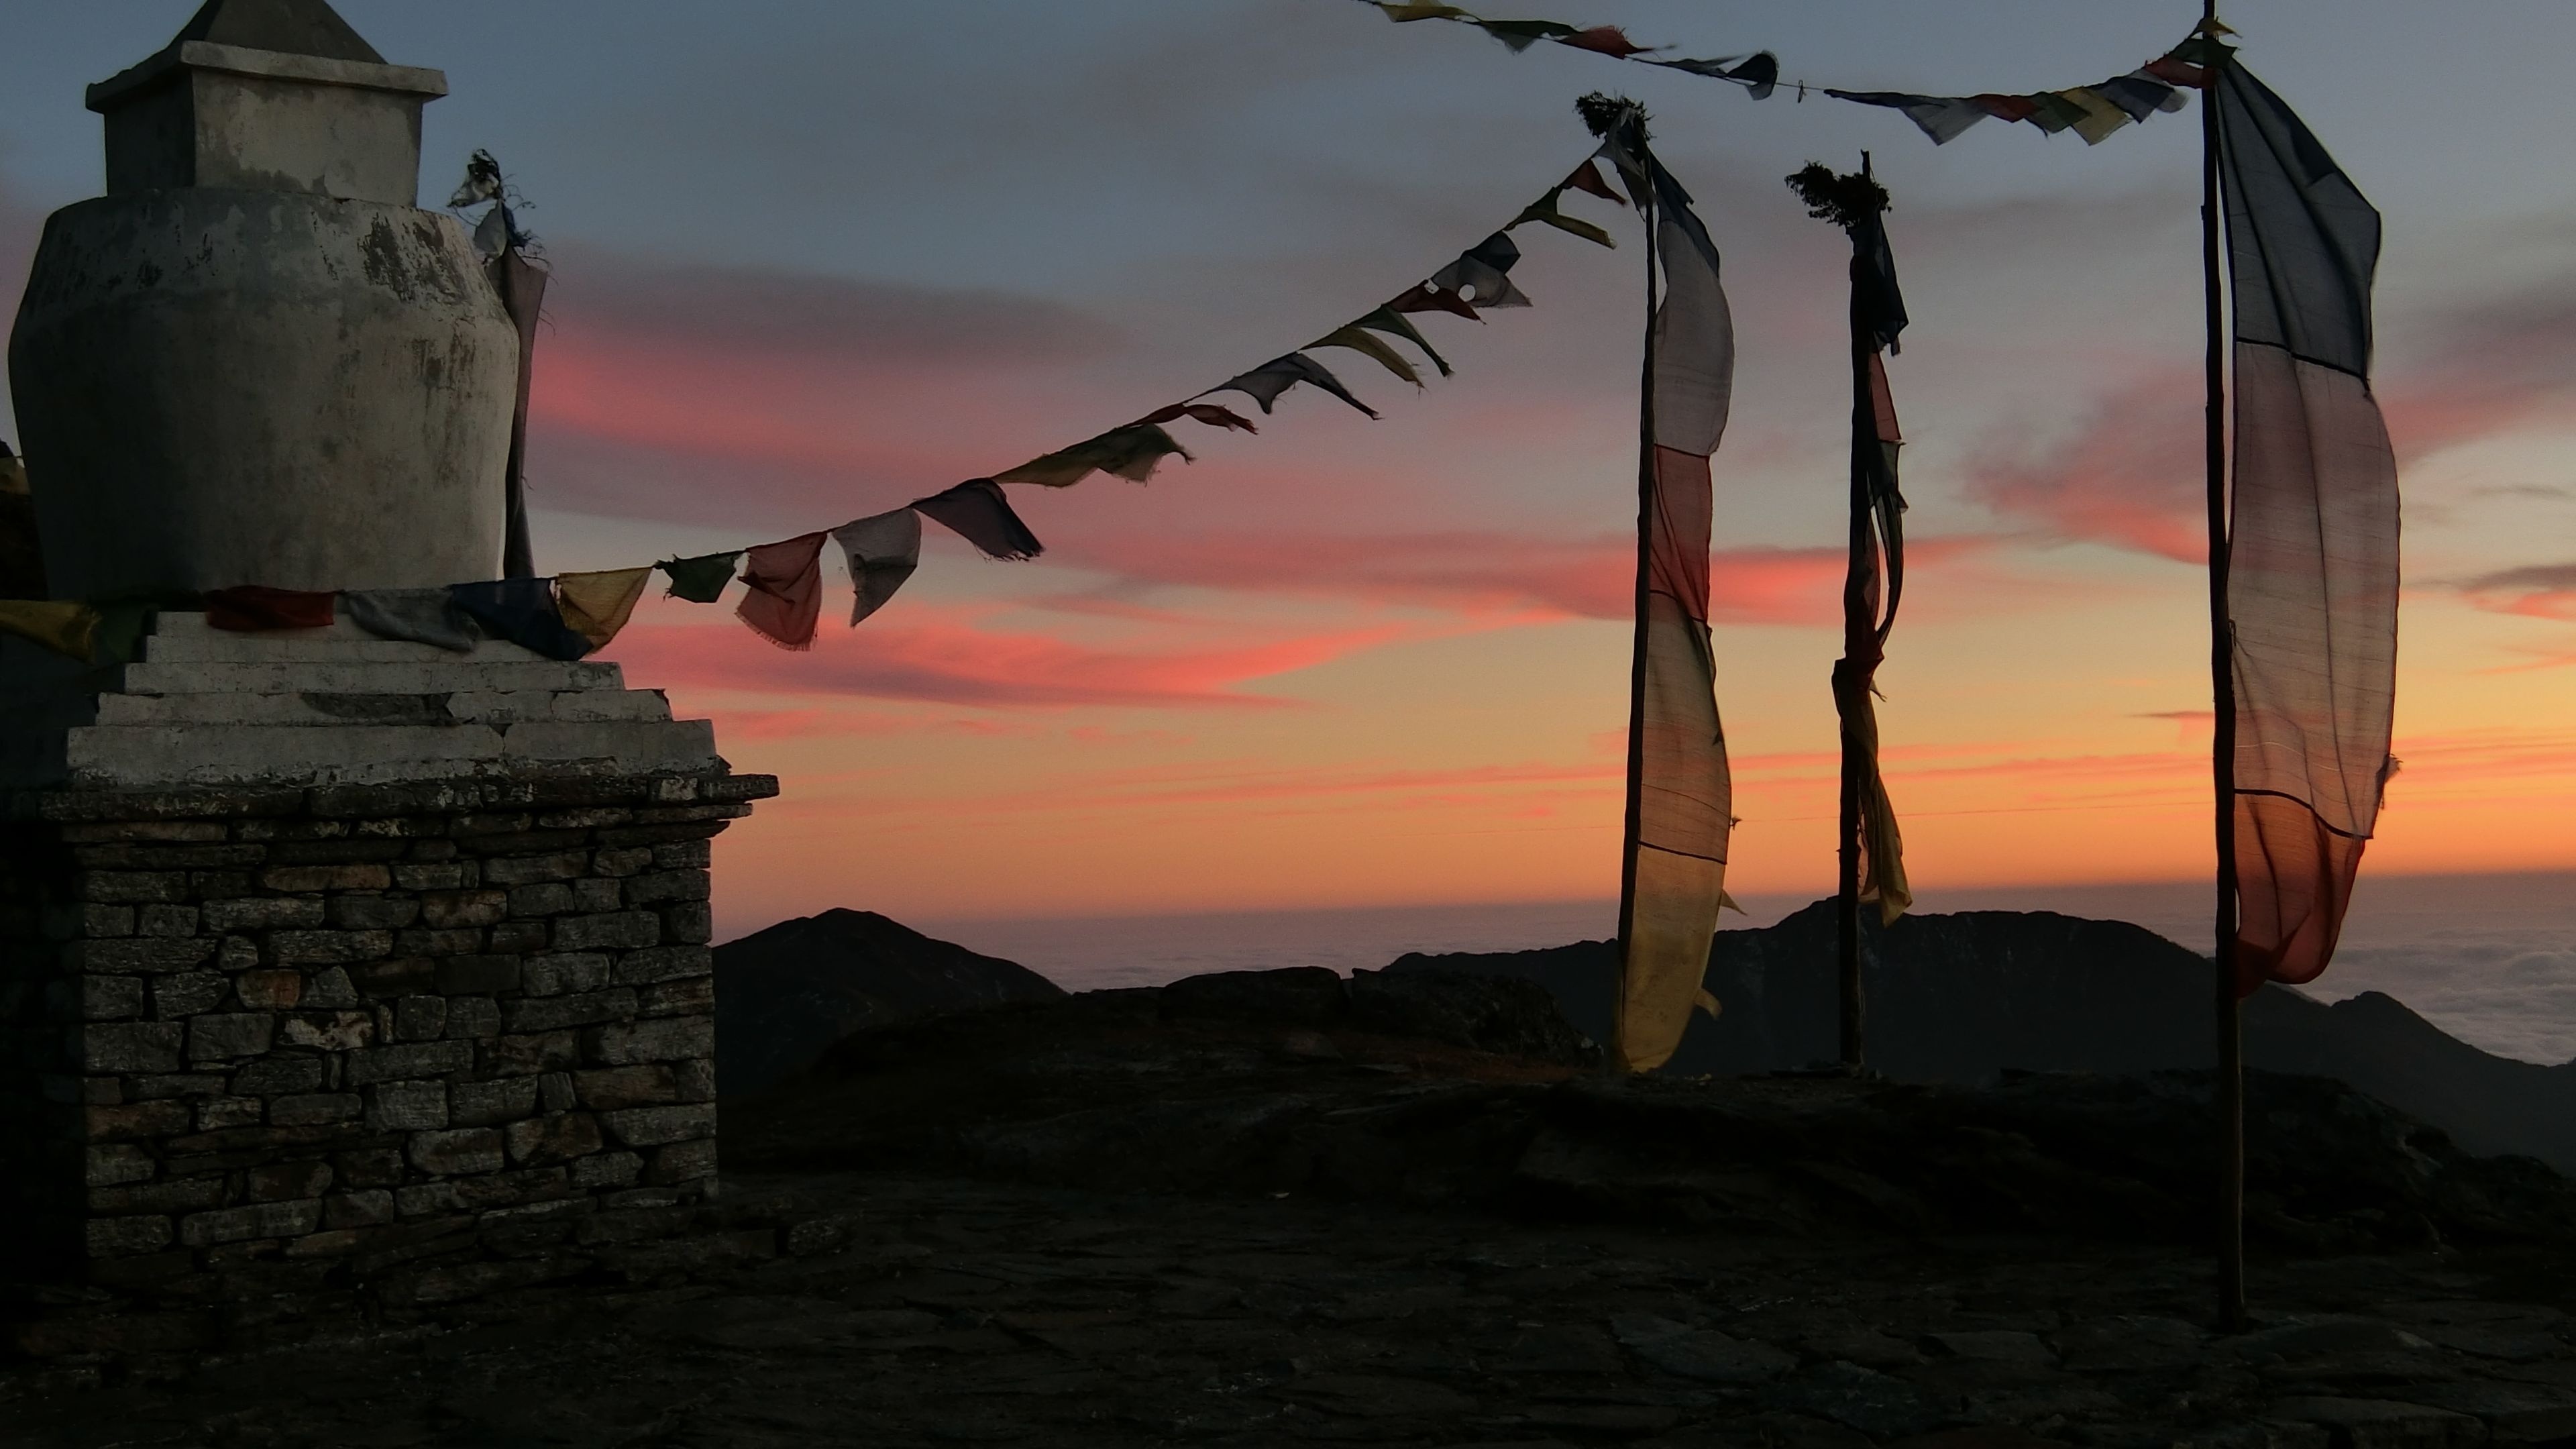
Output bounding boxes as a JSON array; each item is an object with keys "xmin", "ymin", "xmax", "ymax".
[{"xmin": 0, "ymin": 0, "xmax": 773, "ymax": 1295}]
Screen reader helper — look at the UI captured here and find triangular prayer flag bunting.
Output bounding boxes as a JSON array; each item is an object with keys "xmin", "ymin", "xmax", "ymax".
[
  {"xmin": 1474, "ymin": 19, "xmax": 1575, "ymax": 51},
  {"xmin": 555, "ymin": 567, "xmax": 653, "ymax": 651},
  {"xmin": 1562, "ymin": 158, "xmax": 1627, "ymax": 205},
  {"xmin": 1387, "ymin": 280, "xmax": 1481, "ymax": 321},
  {"xmin": 1354, "ymin": 306, "xmax": 1452, "ymax": 377},
  {"xmin": 2095, "ymin": 70, "xmax": 2177, "ymax": 121},
  {"xmin": 1511, "ymin": 188, "xmax": 1616, "ymax": 248},
  {"xmin": 1311, "ymin": 325, "xmax": 1424, "ymax": 388},
  {"xmin": 1554, "ymin": 25, "xmax": 1654, "ymax": 58},
  {"xmin": 92, "ymin": 601, "xmax": 154, "ymax": 665},
  {"xmin": 1205, "ymin": 353, "xmax": 1379, "ymax": 419},
  {"xmin": 735, "ymin": 531, "xmax": 828, "ymax": 650},
  {"xmin": 449, "ymin": 578, "xmax": 590, "ymax": 661},
  {"xmin": 912, "ymin": 480, "xmax": 1046, "ymax": 561},
  {"xmin": 344, "ymin": 588, "xmax": 478, "ymax": 651},
  {"xmin": 659, "ymin": 551, "xmax": 743, "ymax": 604},
  {"xmin": 1650, "ymin": 52, "xmax": 1778, "ymax": 99},
  {"xmin": 995, "ymin": 423, "xmax": 1192, "ymax": 488},
  {"xmin": 1969, "ymin": 93, "xmax": 2040, "ymax": 121},
  {"xmin": 2060, "ymin": 87, "xmax": 2133, "ymax": 144},
  {"xmin": 2145, "ymin": 55, "xmax": 2210, "ymax": 89},
  {"xmin": 203, "ymin": 585, "xmax": 337, "ymax": 632},
  {"xmin": 1822, "ymin": 90, "xmax": 1990, "ymax": 144},
  {"xmin": 1430, "ymin": 231, "xmax": 1532, "ymax": 308},
  {"xmin": 1133, "ymin": 402, "xmax": 1260, "ymax": 433},
  {"xmin": 2024, "ymin": 91, "xmax": 2090, "ymax": 133},
  {"xmin": 0, "ymin": 599, "xmax": 99, "ymax": 661},
  {"xmin": 1374, "ymin": 1, "xmax": 1471, "ymax": 18},
  {"xmin": 832, "ymin": 509, "xmax": 922, "ymax": 625}
]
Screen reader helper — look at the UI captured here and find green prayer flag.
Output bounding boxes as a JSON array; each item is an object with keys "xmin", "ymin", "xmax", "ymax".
[
  {"xmin": 91, "ymin": 600, "xmax": 156, "ymax": 665},
  {"xmin": 2025, "ymin": 92, "xmax": 2088, "ymax": 133},
  {"xmin": 2061, "ymin": 87, "xmax": 2133, "ymax": 144},
  {"xmin": 659, "ymin": 551, "xmax": 743, "ymax": 604}
]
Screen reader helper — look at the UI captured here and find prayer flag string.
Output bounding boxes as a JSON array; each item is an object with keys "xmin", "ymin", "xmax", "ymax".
[
  {"xmin": 1358, "ymin": 1, "xmax": 2223, "ymax": 146},
  {"xmin": 3, "ymin": 139, "xmax": 1633, "ymax": 663}
]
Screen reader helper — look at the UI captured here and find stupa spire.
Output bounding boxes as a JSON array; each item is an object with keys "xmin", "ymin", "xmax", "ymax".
[{"xmin": 171, "ymin": 0, "xmax": 384, "ymax": 63}]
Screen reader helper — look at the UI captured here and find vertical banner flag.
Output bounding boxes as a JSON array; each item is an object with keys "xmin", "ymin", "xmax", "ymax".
[
  {"xmin": 1603, "ymin": 103, "xmax": 1738, "ymax": 1073},
  {"xmin": 455, "ymin": 151, "xmax": 546, "ymax": 580},
  {"xmin": 1788, "ymin": 164, "xmax": 1914, "ymax": 933},
  {"xmin": 2217, "ymin": 64, "xmax": 2400, "ymax": 996}
]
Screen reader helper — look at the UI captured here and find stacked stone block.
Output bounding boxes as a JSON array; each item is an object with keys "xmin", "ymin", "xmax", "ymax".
[{"xmin": 0, "ymin": 770, "xmax": 773, "ymax": 1293}]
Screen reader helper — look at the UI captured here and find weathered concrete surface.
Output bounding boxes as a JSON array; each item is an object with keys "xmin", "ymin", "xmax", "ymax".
[
  {"xmin": 8, "ymin": 191, "xmax": 513, "ymax": 598},
  {"xmin": 0, "ymin": 615, "xmax": 718, "ymax": 790},
  {"xmin": 91, "ymin": 40, "xmax": 447, "ymax": 204}
]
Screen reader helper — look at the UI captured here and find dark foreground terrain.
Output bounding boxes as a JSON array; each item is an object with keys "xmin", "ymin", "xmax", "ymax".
[
  {"xmin": 6, "ymin": 1166, "xmax": 2573, "ymax": 1448},
  {"xmin": 9, "ymin": 969, "xmax": 2576, "ymax": 1447}
]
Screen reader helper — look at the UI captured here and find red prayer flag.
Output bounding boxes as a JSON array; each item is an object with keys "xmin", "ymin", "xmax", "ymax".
[
  {"xmin": 2145, "ymin": 56, "xmax": 2210, "ymax": 89},
  {"xmin": 1387, "ymin": 282, "xmax": 1480, "ymax": 321},
  {"xmin": 1969, "ymin": 93, "xmax": 2041, "ymax": 121},
  {"xmin": 205, "ymin": 585, "xmax": 338, "ymax": 632},
  {"xmin": 735, "ymin": 531, "xmax": 828, "ymax": 649},
  {"xmin": 1555, "ymin": 25, "xmax": 1652, "ymax": 58},
  {"xmin": 1564, "ymin": 158, "xmax": 1628, "ymax": 205}
]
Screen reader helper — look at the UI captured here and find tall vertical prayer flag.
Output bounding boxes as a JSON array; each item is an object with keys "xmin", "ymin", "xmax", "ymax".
[
  {"xmin": 490, "ymin": 245, "xmax": 546, "ymax": 580},
  {"xmin": 1602, "ymin": 104, "xmax": 1737, "ymax": 1074},
  {"xmin": 2217, "ymin": 64, "xmax": 2399, "ymax": 996}
]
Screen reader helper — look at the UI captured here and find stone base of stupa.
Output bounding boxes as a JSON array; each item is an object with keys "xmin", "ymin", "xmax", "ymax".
[{"xmin": 0, "ymin": 613, "xmax": 775, "ymax": 1298}]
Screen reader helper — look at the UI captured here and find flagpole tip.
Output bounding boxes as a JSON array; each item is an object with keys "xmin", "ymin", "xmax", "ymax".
[{"xmin": 1576, "ymin": 92, "xmax": 1648, "ymax": 142}]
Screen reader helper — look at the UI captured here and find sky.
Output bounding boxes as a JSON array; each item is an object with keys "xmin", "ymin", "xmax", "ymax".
[{"xmin": 5, "ymin": 1, "xmax": 2575, "ymax": 939}]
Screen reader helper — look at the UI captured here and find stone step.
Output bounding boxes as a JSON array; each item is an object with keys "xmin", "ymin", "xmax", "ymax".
[
  {"xmin": 114, "ymin": 658, "xmax": 627, "ymax": 696},
  {"xmin": 63, "ymin": 718, "xmax": 719, "ymax": 788},
  {"xmin": 91, "ymin": 687, "xmax": 676, "ymax": 727},
  {"xmin": 140, "ymin": 611, "xmax": 552, "ymax": 665}
]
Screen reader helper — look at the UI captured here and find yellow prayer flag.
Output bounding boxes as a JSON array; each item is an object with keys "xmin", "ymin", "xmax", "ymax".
[
  {"xmin": 1309, "ymin": 325, "xmax": 1422, "ymax": 388},
  {"xmin": 0, "ymin": 598, "xmax": 99, "ymax": 660},
  {"xmin": 2061, "ymin": 88, "xmax": 2133, "ymax": 145},
  {"xmin": 1511, "ymin": 189, "xmax": 1617, "ymax": 248},
  {"xmin": 555, "ymin": 568, "xmax": 653, "ymax": 651},
  {"xmin": 995, "ymin": 424, "xmax": 1191, "ymax": 488}
]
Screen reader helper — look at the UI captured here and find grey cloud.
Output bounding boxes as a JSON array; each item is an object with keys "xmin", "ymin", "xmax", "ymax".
[
  {"xmin": 2461, "ymin": 561, "xmax": 2576, "ymax": 594},
  {"xmin": 544, "ymin": 244, "xmax": 1123, "ymax": 366}
]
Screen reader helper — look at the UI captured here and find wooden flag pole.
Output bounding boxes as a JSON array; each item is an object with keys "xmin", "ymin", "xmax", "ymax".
[
  {"xmin": 1611, "ymin": 114, "xmax": 1660, "ymax": 1075},
  {"xmin": 2200, "ymin": 0, "xmax": 2247, "ymax": 1331},
  {"xmin": 1835, "ymin": 154, "xmax": 1874, "ymax": 1073}
]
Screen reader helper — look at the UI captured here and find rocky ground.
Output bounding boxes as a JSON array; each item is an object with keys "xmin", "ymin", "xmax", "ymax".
[{"xmin": 7, "ymin": 971, "xmax": 2576, "ymax": 1446}]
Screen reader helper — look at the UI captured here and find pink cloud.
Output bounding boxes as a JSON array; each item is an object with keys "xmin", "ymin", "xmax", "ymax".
[
  {"xmin": 1966, "ymin": 278, "xmax": 2576, "ymax": 561},
  {"xmin": 1057, "ymin": 529, "xmax": 1998, "ymax": 626},
  {"xmin": 1966, "ymin": 371, "xmax": 2207, "ymax": 563},
  {"xmin": 599, "ymin": 614, "xmax": 1407, "ymax": 710}
]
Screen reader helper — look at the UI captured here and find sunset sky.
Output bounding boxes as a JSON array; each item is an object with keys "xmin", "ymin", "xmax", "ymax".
[{"xmin": 5, "ymin": 3, "xmax": 2575, "ymax": 938}]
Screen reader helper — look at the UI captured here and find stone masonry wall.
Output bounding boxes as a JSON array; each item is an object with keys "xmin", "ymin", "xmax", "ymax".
[{"xmin": 0, "ymin": 769, "xmax": 773, "ymax": 1300}]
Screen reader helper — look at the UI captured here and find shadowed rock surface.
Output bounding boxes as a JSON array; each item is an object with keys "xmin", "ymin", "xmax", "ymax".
[
  {"xmin": 1391, "ymin": 902, "xmax": 2576, "ymax": 1173},
  {"xmin": 713, "ymin": 908, "xmax": 1065, "ymax": 1095},
  {"xmin": 727, "ymin": 967, "xmax": 2576, "ymax": 1256}
]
